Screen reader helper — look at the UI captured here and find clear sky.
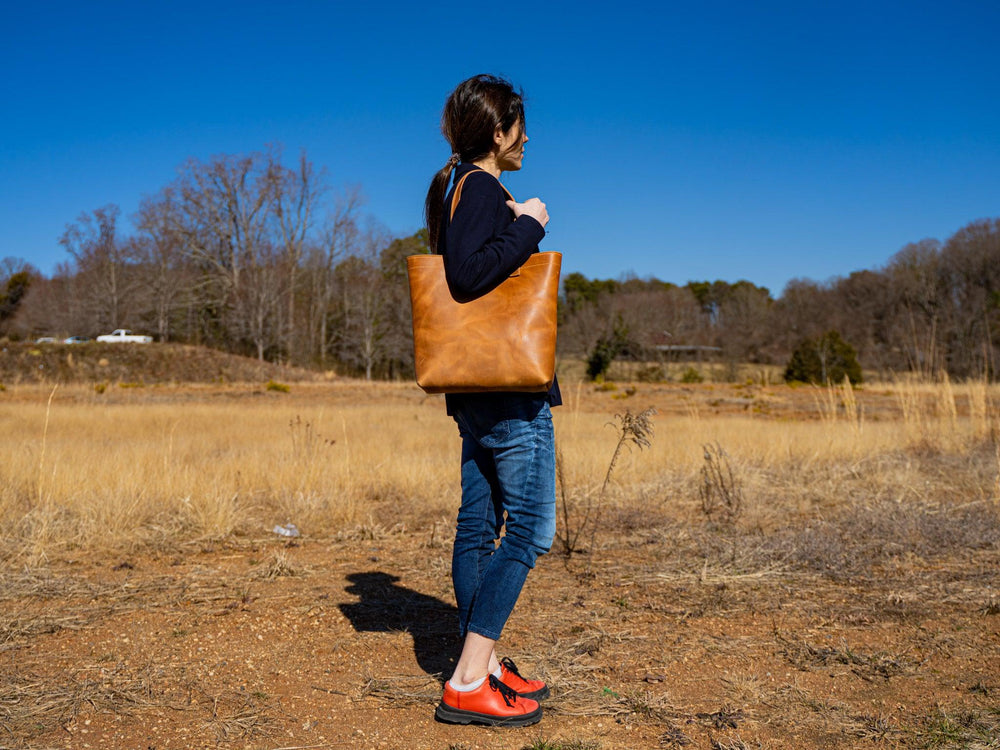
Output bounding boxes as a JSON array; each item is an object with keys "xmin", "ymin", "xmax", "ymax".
[{"xmin": 2, "ymin": 0, "xmax": 998, "ymax": 296}]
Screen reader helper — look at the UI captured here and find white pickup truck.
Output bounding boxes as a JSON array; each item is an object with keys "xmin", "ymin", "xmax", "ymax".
[{"xmin": 96, "ymin": 329, "xmax": 153, "ymax": 344}]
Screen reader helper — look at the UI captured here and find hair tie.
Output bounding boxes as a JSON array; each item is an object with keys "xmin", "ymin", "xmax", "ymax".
[{"xmin": 447, "ymin": 152, "xmax": 460, "ymax": 167}]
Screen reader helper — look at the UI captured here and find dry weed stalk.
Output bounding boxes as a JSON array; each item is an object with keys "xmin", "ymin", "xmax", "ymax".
[
  {"xmin": 699, "ymin": 442, "xmax": 743, "ymax": 523},
  {"xmin": 289, "ymin": 415, "xmax": 336, "ymax": 462},
  {"xmin": 584, "ymin": 406, "xmax": 656, "ymax": 567},
  {"xmin": 839, "ymin": 376, "xmax": 861, "ymax": 435},
  {"xmin": 557, "ymin": 407, "xmax": 656, "ymax": 559},
  {"xmin": 35, "ymin": 385, "xmax": 58, "ymax": 506},
  {"xmin": 936, "ymin": 370, "xmax": 959, "ymax": 432},
  {"xmin": 994, "ymin": 443, "xmax": 1000, "ymax": 502},
  {"xmin": 967, "ymin": 377, "xmax": 990, "ymax": 440},
  {"xmin": 556, "ymin": 445, "xmax": 583, "ymax": 556},
  {"xmin": 601, "ymin": 408, "xmax": 656, "ymax": 494},
  {"xmin": 813, "ymin": 377, "xmax": 862, "ymax": 439},
  {"xmin": 893, "ymin": 376, "xmax": 925, "ymax": 445}
]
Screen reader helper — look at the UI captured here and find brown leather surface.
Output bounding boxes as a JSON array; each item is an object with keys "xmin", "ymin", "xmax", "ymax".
[{"xmin": 407, "ymin": 252, "xmax": 561, "ymax": 394}]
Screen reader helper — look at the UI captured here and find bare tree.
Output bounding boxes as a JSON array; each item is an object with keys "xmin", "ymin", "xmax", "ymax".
[
  {"xmin": 939, "ymin": 219, "xmax": 1000, "ymax": 377},
  {"xmin": 165, "ymin": 153, "xmax": 279, "ymax": 355},
  {"xmin": 558, "ymin": 288, "xmax": 618, "ymax": 359},
  {"xmin": 9, "ymin": 265, "xmax": 79, "ymax": 338},
  {"xmin": 716, "ymin": 281, "xmax": 773, "ymax": 364},
  {"xmin": 305, "ymin": 187, "xmax": 362, "ymax": 366},
  {"xmin": 825, "ymin": 270, "xmax": 894, "ymax": 375},
  {"xmin": 59, "ymin": 205, "xmax": 143, "ymax": 333},
  {"xmin": 269, "ymin": 147, "xmax": 324, "ymax": 361},
  {"xmin": 378, "ymin": 229, "xmax": 428, "ymax": 378},
  {"xmin": 134, "ymin": 190, "xmax": 193, "ymax": 342},
  {"xmin": 333, "ymin": 221, "xmax": 393, "ymax": 380},
  {"xmin": 772, "ymin": 278, "xmax": 831, "ymax": 350},
  {"xmin": 884, "ymin": 239, "xmax": 945, "ymax": 376},
  {"xmin": 234, "ymin": 242, "xmax": 286, "ymax": 360}
]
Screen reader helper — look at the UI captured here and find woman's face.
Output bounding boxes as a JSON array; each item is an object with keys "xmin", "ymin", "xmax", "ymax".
[{"xmin": 496, "ymin": 121, "xmax": 528, "ymax": 172}]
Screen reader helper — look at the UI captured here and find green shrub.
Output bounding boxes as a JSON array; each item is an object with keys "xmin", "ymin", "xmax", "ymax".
[
  {"xmin": 266, "ymin": 380, "xmax": 290, "ymax": 393},
  {"xmin": 680, "ymin": 366, "xmax": 704, "ymax": 383},
  {"xmin": 586, "ymin": 336, "xmax": 620, "ymax": 381},
  {"xmin": 784, "ymin": 330, "xmax": 862, "ymax": 385},
  {"xmin": 634, "ymin": 365, "xmax": 665, "ymax": 382},
  {"xmin": 586, "ymin": 321, "xmax": 631, "ymax": 381}
]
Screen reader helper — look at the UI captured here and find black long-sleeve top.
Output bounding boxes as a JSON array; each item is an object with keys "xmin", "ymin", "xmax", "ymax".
[{"xmin": 439, "ymin": 163, "xmax": 562, "ymax": 413}]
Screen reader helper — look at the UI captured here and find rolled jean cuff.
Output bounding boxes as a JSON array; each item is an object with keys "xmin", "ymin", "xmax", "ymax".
[{"xmin": 466, "ymin": 623, "xmax": 503, "ymax": 641}]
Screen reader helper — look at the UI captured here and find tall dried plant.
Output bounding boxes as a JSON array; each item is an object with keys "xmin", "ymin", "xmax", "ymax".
[
  {"xmin": 557, "ymin": 407, "xmax": 656, "ymax": 561},
  {"xmin": 35, "ymin": 385, "xmax": 58, "ymax": 506},
  {"xmin": 936, "ymin": 370, "xmax": 958, "ymax": 436},
  {"xmin": 967, "ymin": 378, "xmax": 989, "ymax": 441},
  {"xmin": 699, "ymin": 442, "xmax": 744, "ymax": 524}
]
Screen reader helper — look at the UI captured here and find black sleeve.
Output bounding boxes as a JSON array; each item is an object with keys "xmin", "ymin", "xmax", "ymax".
[{"xmin": 443, "ymin": 175, "xmax": 545, "ymax": 301}]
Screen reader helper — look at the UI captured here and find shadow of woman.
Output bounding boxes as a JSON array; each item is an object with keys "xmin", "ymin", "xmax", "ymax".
[{"xmin": 338, "ymin": 571, "xmax": 459, "ymax": 684}]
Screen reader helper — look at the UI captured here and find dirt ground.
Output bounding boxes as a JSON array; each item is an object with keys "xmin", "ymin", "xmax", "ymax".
[
  {"xmin": 2, "ymin": 382, "xmax": 999, "ymax": 749},
  {"xmin": 2, "ymin": 516, "xmax": 998, "ymax": 749}
]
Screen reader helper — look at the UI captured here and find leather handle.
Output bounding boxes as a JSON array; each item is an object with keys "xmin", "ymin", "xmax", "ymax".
[{"xmin": 449, "ymin": 172, "xmax": 472, "ymax": 221}]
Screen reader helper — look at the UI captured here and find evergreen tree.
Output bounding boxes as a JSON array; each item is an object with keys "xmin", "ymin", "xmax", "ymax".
[{"xmin": 784, "ymin": 330, "xmax": 862, "ymax": 385}]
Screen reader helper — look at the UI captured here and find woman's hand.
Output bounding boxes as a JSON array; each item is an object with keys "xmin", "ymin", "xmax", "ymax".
[{"xmin": 506, "ymin": 198, "xmax": 549, "ymax": 228}]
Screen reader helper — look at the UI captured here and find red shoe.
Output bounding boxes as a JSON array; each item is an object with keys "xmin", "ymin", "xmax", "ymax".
[
  {"xmin": 499, "ymin": 657, "xmax": 550, "ymax": 701},
  {"xmin": 435, "ymin": 674, "xmax": 542, "ymax": 726}
]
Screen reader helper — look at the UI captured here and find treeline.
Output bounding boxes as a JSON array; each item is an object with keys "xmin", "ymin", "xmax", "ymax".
[
  {"xmin": 558, "ymin": 217, "xmax": 1000, "ymax": 381},
  {"xmin": 3, "ymin": 147, "xmax": 425, "ymax": 379},
  {"xmin": 2, "ymin": 146, "xmax": 998, "ymax": 381}
]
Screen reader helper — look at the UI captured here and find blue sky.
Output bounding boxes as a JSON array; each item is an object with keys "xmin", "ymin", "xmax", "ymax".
[{"xmin": 2, "ymin": 0, "xmax": 998, "ymax": 296}]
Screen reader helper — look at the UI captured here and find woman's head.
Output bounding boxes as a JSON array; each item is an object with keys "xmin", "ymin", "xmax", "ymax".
[
  {"xmin": 425, "ymin": 74, "xmax": 527, "ymax": 251},
  {"xmin": 442, "ymin": 74, "xmax": 525, "ymax": 164}
]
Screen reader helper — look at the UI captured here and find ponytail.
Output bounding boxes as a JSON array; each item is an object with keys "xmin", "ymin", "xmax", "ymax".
[{"xmin": 424, "ymin": 155, "xmax": 460, "ymax": 253}]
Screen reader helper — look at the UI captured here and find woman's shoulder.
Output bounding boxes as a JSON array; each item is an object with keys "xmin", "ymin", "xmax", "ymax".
[{"xmin": 454, "ymin": 168, "xmax": 512, "ymax": 202}]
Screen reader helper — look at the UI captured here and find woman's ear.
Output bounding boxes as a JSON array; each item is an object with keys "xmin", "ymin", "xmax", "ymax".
[{"xmin": 493, "ymin": 125, "xmax": 505, "ymax": 147}]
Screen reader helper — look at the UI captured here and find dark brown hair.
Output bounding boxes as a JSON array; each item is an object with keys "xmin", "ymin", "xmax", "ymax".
[{"xmin": 424, "ymin": 74, "xmax": 525, "ymax": 252}]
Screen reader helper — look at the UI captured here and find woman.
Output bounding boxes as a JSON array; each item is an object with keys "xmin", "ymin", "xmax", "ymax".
[{"xmin": 424, "ymin": 74, "xmax": 561, "ymax": 727}]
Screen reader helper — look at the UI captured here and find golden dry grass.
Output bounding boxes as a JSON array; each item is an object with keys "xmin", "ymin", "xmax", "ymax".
[
  {"xmin": 2, "ymin": 375, "xmax": 1000, "ymax": 748},
  {"xmin": 1, "ymin": 377, "xmax": 999, "ymax": 566}
]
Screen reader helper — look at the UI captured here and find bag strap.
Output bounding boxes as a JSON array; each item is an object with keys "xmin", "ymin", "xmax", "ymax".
[{"xmin": 449, "ymin": 169, "xmax": 515, "ymax": 221}]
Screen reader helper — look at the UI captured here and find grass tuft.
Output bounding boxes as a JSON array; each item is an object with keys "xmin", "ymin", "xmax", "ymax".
[{"xmin": 522, "ymin": 740, "xmax": 602, "ymax": 750}]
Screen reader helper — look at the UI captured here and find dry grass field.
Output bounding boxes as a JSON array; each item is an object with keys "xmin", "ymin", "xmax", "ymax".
[{"xmin": 2, "ymin": 374, "xmax": 999, "ymax": 749}]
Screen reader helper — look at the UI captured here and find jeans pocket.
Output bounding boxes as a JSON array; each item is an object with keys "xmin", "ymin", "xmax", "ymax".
[
  {"xmin": 455, "ymin": 399, "xmax": 510, "ymax": 447},
  {"xmin": 503, "ymin": 396, "xmax": 549, "ymax": 424}
]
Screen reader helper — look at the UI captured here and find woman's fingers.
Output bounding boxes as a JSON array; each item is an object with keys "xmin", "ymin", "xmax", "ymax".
[{"xmin": 506, "ymin": 198, "xmax": 549, "ymax": 228}]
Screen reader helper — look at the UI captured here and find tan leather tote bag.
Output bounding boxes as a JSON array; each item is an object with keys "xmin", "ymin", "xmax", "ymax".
[{"xmin": 407, "ymin": 173, "xmax": 561, "ymax": 394}]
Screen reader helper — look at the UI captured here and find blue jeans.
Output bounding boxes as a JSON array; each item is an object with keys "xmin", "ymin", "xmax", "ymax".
[{"xmin": 450, "ymin": 394, "xmax": 556, "ymax": 641}]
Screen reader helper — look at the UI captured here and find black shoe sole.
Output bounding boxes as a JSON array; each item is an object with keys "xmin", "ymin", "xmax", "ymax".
[
  {"xmin": 435, "ymin": 702, "xmax": 542, "ymax": 727},
  {"xmin": 518, "ymin": 685, "xmax": 550, "ymax": 701}
]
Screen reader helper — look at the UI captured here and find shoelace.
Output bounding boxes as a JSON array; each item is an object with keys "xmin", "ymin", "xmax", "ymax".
[
  {"xmin": 500, "ymin": 657, "xmax": 525, "ymax": 679},
  {"xmin": 488, "ymin": 674, "xmax": 519, "ymax": 707}
]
